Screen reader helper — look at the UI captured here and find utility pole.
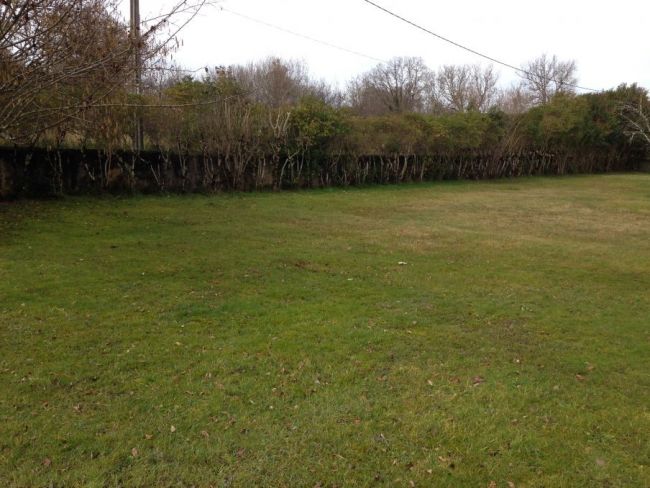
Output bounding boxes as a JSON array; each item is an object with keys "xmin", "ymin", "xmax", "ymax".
[{"xmin": 130, "ymin": 0, "xmax": 144, "ymax": 152}]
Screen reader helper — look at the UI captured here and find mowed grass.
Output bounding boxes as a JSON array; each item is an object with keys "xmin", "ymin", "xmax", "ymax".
[{"xmin": 0, "ymin": 175, "xmax": 649, "ymax": 488}]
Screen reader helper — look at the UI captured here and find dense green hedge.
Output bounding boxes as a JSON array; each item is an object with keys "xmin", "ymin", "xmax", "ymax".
[{"xmin": 2, "ymin": 80, "xmax": 647, "ymax": 197}]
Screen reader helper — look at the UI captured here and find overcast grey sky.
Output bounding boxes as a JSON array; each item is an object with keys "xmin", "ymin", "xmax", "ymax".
[{"xmin": 122, "ymin": 0, "xmax": 650, "ymax": 92}]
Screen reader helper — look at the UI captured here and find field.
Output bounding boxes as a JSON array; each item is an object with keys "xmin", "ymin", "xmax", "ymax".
[{"xmin": 1, "ymin": 175, "xmax": 649, "ymax": 487}]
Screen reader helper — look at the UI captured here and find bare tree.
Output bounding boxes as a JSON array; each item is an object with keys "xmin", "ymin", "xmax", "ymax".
[
  {"xmin": 436, "ymin": 65, "xmax": 471, "ymax": 112},
  {"xmin": 349, "ymin": 57, "xmax": 434, "ymax": 115},
  {"xmin": 346, "ymin": 75, "xmax": 385, "ymax": 116},
  {"xmin": 436, "ymin": 64, "xmax": 499, "ymax": 112},
  {"xmin": 308, "ymin": 79, "xmax": 345, "ymax": 108},
  {"xmin": 468, "ymin": 64, "xmax": 499, "ymax": 112},
  {"xmin": 496, "ymin": 83, "xmax": 534, "ymax": 114},
  {"xmin": 0, "ymin": 0, "xmax": 215, "ymax": 142},
  {"xmin": 230, "ymin": 57, "xmax": 307, "ymax": 108},
  {"xmin": 621, "ymin": 98, "xmax": 650, "ymax": 148},
  {"xmin": 519, "ymin": 54, "xmax": 578, "ymax": 105}
]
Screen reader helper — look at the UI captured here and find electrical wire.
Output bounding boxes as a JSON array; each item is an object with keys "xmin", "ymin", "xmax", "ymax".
[
  {"xmin": 221, "ymin": 7, "xmax": 386, "ymax": 64},
  {"xmin": 360, "ymin": 0, "xmax": 599, "ymax": 93}
]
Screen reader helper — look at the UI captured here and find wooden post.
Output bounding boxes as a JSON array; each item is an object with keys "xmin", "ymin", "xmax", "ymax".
[{"xmin": 130, "ymin": 0, "xmax": 144, "ymax": 151}]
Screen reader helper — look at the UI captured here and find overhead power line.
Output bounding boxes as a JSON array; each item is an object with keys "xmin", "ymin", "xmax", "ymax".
[
  {"xmin": 221, "ymin": 7, "xmax": 386, "ymax": 64},
  {"xmin": 360, "ymin": 0, "xmax": 599, "ymax": 93}
]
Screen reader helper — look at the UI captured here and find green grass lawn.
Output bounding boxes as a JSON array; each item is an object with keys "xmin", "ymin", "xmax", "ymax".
[{"xmin": 1, "ymin": 175, "xmax": 649, "ymax": 487}]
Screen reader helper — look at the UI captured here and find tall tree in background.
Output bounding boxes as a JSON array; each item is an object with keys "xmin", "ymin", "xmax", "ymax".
[
  {"xmin": 520, "ymin": 54, "xmax": 578, "ymax": 105},
  {"xmin": 468, "ymin": 64, "xmax": 499, "ymax": 112},
  {"xmin": 349, "ymin": 57, "xmax": 434, "ymax": 115},
  {"xmin": 435, "ymin": 65, "xmax": 470, "ymax": 112},
  {"xmin": 496, "ymin": 83, "xmax": 534, "ymax": 114},
  {"xmin": 231, "ymin": 57, "xmax": 309, "ymax": 109},
  {"xmin": 435, "ymin": 64, "xmax": 499, "ymax": 112}
]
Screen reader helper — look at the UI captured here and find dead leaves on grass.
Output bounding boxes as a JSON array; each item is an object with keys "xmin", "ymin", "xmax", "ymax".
[
  {"xmin": 576, "ymin": 363, "xmax": 597, "ymax": 382},
  {"xmin": 437, "ymin": 455, "xmax": 455, "ymax": 470},
  {"xmin": 472, "ymin": 376, "xmax": 485, "ymax": 387},
  {"xmin": 429, "ymin": 375, "xmax": 489, "ymax": 388}
]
